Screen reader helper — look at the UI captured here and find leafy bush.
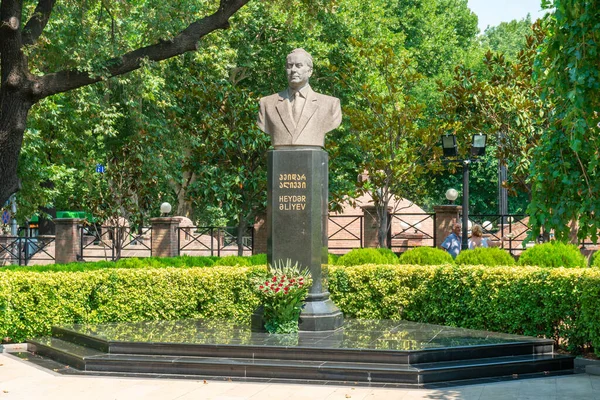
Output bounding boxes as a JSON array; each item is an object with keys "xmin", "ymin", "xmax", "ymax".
[
  {"xmin": 213, "ymin": 255, "xmax": 251, "ymax": 266},
  {"xmin": 375, "ymin": 248, "xmax": 400, "ymax": 264},
  {"xmin": 455, "ymin": 247, "xmax": 515, "ymax": 266},
  {"xmin": 336, "ymin": 248, "xmax": 391, "ymax": 266},
  {"xmin": 398, "ymin": 247, "xmax": 454, "ymax": 265},
  {"xmin": 328, "ymin": 265, "xmax": 600, "ymax": 355},
  {"xmin": 246, "ymin": 254, "xmax": 267, "ymax": 265},
  {"xmin": 328, "ymin": 253, "xmax": 340, "ymax": 265},
  {"xmin": 590, "ymin": 251, "xmax": 600, "ymax": 268},
  {"xmin": 518, "ymin": 242, "xmax": 587, "ymax": 268},
  {"xmin": 2, "ymin": 256, "xmax": 217, "ymax": 272}
]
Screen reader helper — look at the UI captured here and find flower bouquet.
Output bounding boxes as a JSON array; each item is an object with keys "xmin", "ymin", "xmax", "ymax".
[{"xmin": 255, "ymin": 260, "xmax": 312, "ymax": 334}]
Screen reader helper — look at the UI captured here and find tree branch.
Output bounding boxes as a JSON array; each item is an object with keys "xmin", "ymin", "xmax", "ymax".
[
  {"xmin": 21, "ymin": 0, "xmax": 56, "ymax": 46},
  {"xmin": 35, "ymin": 0, "xmax": 249, "ymax": 99}
]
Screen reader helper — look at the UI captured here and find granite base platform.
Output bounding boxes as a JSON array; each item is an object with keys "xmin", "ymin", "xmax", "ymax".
[{"xmin": 26, "ymin": 319, "xmax": 574, "ymax": 387}]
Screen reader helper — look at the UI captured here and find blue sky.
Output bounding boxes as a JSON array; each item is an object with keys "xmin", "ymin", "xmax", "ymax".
[{"xmin": 467, "ymin": 0, "xmax": 548, "ymax": 32}]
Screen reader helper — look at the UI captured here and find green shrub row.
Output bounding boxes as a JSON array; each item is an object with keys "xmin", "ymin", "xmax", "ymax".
[
  {"xmin": 3, "ymin": 254, "xmax": 268, "ymax": 273},
  {"xmin": 0, "ymin": 266, "xmax": 266, "ymax": 342},
  {"xmin": 331, "ymin": 243, "xmax": 596, "ymax": 268},
  {"xmin": 328, "ymin": 264, "xmax": 600, "ymax": 355}
]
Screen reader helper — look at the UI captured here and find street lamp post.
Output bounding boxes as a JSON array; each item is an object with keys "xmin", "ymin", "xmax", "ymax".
[{"xmin": 441, "ymin": 132, "xmax": 487, "ymax": 251}]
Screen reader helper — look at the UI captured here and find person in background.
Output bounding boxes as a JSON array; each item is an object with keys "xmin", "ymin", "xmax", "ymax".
[
  {"xmin": 469, "ymin": 224, "xmax": 489, "ymax": 249},
  {"xmin": 441, "ymin": 223, "xmax": 462, "ymax": 258}
]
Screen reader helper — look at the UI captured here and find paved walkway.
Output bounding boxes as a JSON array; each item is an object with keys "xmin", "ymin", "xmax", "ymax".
[{"xmin": 0, "ymin": 350, "xmax": 598, "ymax": 400}]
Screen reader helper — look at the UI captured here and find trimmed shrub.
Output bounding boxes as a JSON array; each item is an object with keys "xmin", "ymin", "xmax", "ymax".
[
  {"xmin": 328, "ymin": 265, "xmax": 600, "ymax": 355},
  {"xmin": 336, "ymin": 248, "xmax": 390, "ymax": 266},
  {"xmin": 0, "ymin": 266, "xmax": 266, "ymax": 342},
  {"xmin": 328, "ymin": 253, "xmax": 340, "ymax": 265},
  {"xmin": 375, "ymin": 248, "xmax": 400, "ymax": 264},
  {"xmin": 246, "ymin": 254, "xmax": 267, "ymax": 265},
  {"xmin": 590, "ymin": 251, "xmax": 600, "ymax": 268},
  {"xmin": 213, "ymin": 255, "xmax": 251, "ymax": 267},
  {"xmin": 398, "ymin": 247, "xmax": 454, "ymax": 265},
  {"xmin": 518, "ymin": 242, "xmax": 587, "ymax": 268},
  {"xmin": 455, "ymin": 247, "xmax": 515, "ymax": 266}
]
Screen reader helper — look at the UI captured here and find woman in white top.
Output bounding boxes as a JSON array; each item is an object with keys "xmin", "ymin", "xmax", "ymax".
[{"xmin": 468, "ymin": 224, "xmax": 488, "ymax": 249}]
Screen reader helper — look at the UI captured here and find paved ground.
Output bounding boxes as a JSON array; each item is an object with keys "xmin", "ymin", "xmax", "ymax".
[{"xmin": 0, "ymin": 349, "xmax": 599, "ymax": 400}]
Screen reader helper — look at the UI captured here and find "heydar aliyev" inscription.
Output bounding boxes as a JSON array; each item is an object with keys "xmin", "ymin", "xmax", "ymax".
[{"xmin": 278, "ymin": 174, "xmax": 308, "ymax": 211}]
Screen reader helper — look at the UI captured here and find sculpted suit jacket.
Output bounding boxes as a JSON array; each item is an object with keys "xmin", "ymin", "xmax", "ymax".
[{"xmin": 257, "ymin": 86, "xmax": 342, "ymax": 147}]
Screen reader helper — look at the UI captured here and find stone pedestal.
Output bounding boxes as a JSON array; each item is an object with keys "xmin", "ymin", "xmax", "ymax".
[
  {"xmin": 54, "ymin": 218, "xmax": 82, "ymax": 264},
  {"xmin": 253, "ymin": 148, "xmax": 343, "ymax": 331},
  {"xmin": 150, "ymin": 217, "xmax": 181, "ymax": 258},
  {"xmin": 433, "ymin": 205, "xmax": 461, "ymax": 249}
]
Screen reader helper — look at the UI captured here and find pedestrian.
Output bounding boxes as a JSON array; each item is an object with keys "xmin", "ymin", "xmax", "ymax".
[
  {"xmin": 468, "ymin": 224, "xmax": 489, "ymax": 249},
  {"xmin": 441, "ymin": 222, "xmax": 462, "ymax": 258}
]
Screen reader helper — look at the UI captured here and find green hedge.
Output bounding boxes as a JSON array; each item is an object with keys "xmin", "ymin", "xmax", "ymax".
[
  {"xmin": 455, "ymin": 247, "xmax": 516, "ymax": 266},
  {"xmin": 2, "ymin": 263, "xmax": 600, "ymax": 356},
  {"xmin": 398, "ymin": 247, "xmax": 454, "ymax": 265},
  {"xmin": 328, "ymin": 264, "xmax": 600, "ymax": 355},
  {"xmin": 0, "ymin": 266, "xmax": 265, "ymax": 342},
  {"xmin": 518, "ymin": 242, "xmax": 587, "ymax": 268}
]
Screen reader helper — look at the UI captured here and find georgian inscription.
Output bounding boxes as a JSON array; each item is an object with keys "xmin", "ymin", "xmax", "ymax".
[{"xmin": 278, "ymin": 173, "xmax": 307, "ymax": 211}]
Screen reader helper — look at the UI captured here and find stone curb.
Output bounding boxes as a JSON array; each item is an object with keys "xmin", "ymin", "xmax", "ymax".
[{"xmin": 586, "ymin": 365, "xmax": 600, "ymax": 376}]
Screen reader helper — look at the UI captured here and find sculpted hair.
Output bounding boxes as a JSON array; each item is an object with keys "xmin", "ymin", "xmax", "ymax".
[{"xmin": 287, "ymin": 48, "xmax": 313, "ymax": 68}]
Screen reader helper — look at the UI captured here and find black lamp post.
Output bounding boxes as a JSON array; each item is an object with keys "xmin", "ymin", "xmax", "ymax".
[{"xmin": 441, "ymin": 132, "xmax": 487, "ymax": 250}]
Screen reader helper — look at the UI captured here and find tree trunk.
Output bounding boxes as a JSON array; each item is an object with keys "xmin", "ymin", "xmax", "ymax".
[
  {"xmin": 0, "ymin": 90, "xmax": 32, "ymax": 205},
  {"xmin": 376, "ymin": 204, "xmax": 389, "ymax": 248},
  {"xmin": 236, "ymin": 215, "xmax": 248, "ymax": 256}
]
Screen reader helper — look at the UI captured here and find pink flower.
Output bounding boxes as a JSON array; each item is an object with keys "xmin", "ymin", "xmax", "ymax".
[
  {"xmin": 275, "ymin": 288, "xmax": 280, "ymax": 293},
  {"xmin": 272, "ymin": 276, "xmax": 277, "ymax": 282}
]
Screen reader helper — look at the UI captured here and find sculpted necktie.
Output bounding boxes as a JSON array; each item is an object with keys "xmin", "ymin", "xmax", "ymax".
[{"xmin": 292, "ymin": 91, "xmax": 302, "ymax": 124}]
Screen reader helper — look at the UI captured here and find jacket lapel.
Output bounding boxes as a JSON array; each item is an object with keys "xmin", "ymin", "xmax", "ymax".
[
  {"xmin": 275, "ymin": 91, "xmax": 295, "ymax": 137},
  {"xmin": 294, "ymin": 88, "xmax": 318, "ymax": 141}
]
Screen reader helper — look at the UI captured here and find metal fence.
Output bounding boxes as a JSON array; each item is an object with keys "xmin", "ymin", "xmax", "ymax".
[
  {"xmin": 178, "ymin": 226, "xmax": 253, "ymax": 257},
  {"xmin": 0, "ymin": 235, "xmax": 55, "ymax": 266},
  {"xmin": 80, "ymin": 225, "xmax": 152, "ymax": 261},
  {"xmin": 468, "ymin": 214, "xmax": 530, "ymax": 256},
  {"xmin": 327, "ymin": 216, "xmax": 364, "ymax": 252}
]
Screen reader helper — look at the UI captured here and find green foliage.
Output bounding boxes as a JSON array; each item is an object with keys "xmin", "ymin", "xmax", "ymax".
[
  {"xmin": 246, "ymin": 254, "xmax": 267, "ymax": 266},
  {"xmin": 328, "ymin": 253, "xmax": 340, "ymax": 265},
  {"xmin": 375, "ymin": 248, "xmax": 400, "ymax": 264},
  {"xmin": 256, "ymin": 260, "xmax": 312, "ymax": 334},
  {"xmin": 0, "ymin": 266, "xmax": 266, "ymax": 343},
  {"xmin": 336, "ymin": 248, "xmax": 393, "ymax": 266},
  {"xmin": 398, "ymin": 247, "xmax": 454, "ymax": 265},
  {"xmin": 213, "ymin": 256, "xmax": 251, "ymax": 267},
  {"xmin": 328, "ymin": 265, "xmax": 600, "ymax": 354},
  {"xmin": 591, "ymin": 251, "xmax": 600, "ymax": 268},
  {"xmin": 455, "ymin": 247, "xmax": 516, "ymax": 266},
  {"xmin": 528, "ymin": 0, "xmax": 600, "ymax": 242},
  {"xmin": 518, "ymin": 242, "xmax": 587, "ymax": 268}
]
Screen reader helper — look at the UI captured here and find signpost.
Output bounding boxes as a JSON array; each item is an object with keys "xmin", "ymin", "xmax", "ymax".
[
  {"xmin": 1, "ymin": 211, "xmax": 9, "ymax": 225},
  {"xmin": 95, "ymin": 164, "xmax": 105, "ymax": 174}
]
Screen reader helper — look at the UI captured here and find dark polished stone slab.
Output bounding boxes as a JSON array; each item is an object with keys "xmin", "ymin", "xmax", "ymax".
[
  {"xmin": 26, "ymin": 319, "xmax": 575, "ymax": 385},
  {"xmin": 47, "ymin": 318, "xmax": 555, "ymax": 364}
]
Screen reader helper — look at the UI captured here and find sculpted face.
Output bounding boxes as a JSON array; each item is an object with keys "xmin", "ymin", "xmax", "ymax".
[{"xmin": 286, "ymin": 52, "xmax": 313, "ymax": 90}]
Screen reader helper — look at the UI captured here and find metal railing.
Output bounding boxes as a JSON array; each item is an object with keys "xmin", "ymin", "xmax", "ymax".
[
  {"xmin": 80, "ymin": 225, "xmax": 152, "ymax": 261},
  {"xmin": 328, "ymin": 216, "xmax": 363, "ymax": 251},
  {"xmin": 389, "ymin": 213, "xmax": 436, "ymax": 252},
  {"xmin": 468, "ymin": 214, "xmax": 530, "ymax": 256},
  {"xmin": 0, "ymin": 235, "xmax": 55, "ymax": 266},
  {"xmin": 178, "ymin": 226, "xmax": 253, "ymax": 257}
]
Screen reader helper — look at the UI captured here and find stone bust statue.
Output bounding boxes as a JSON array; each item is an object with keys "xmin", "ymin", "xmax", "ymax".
[{"xmin": 257, "ymin": 48, "xmax": 342, "ymax": 148}]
